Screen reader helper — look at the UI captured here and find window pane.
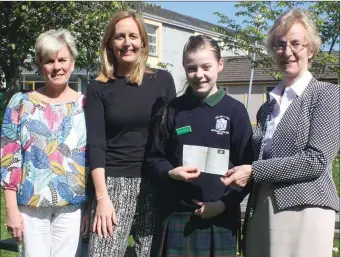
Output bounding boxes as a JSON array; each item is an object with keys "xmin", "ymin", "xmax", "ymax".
[
  {"xmin": 23, "ymin": 82, "xmax": 34, "ymax": 91},
  {"xmin": 149, "ymin": 45, "xmax": 156, "ymax": 54},
  {"xmin": 145, "ymin": 24, "xmax": 157, "ymax": 55},
  {"xmin": 266, "ymin": 86, "xmax": 275, "ymax": 93},
  {"xmin": 266, "ymin": 86, "xmax": 275, "ymax": 101},
  {"xmin": 146, "ymin": 24, "xmax": 156, "ymax": 35},
  {"xmin": 148, "ymin": 35, "xmax": 156, "ymax": 44}
]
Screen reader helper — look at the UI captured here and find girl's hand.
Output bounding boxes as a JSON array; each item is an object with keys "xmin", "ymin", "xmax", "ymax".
[
  {"xmin": 220, "ymin": 165, "xmax": 252, "ymax": 187},
  {"xmin": 168, "ymin": 166, "xmax": 200, "ymax": 182},
  {"xmin": 92, "ymin": 197, "xmax": 117, "ymax": 238},
  {"xmin": 6, "ymin": 207, "xmax": 24, "ymax": 241},
  {"xmin": 192, "ymin": 200, "xmax": 225, "ymax": 219},
  {"xmin": 81, "ymin": 207, "xmax": 90, "ymax": 237}
]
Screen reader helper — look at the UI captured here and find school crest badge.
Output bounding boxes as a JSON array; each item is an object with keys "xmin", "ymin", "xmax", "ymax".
[
  {"xmin": 211, "ymin": 115, "xmax": 230, "ymax": 135},
  {"xmin": 216, "ymin": 118, "xmax": 227, "ymax": 131}
]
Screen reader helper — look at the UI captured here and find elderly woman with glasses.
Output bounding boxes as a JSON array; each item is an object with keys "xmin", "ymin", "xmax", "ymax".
[{"xmin": 221, "ymin": 8, "xmax": 340, "ymax": 257}]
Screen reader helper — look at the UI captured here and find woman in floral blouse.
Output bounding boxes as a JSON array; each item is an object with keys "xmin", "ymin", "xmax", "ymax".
[{"xmin": 0, "ymin": 29, "xmax": 87, "ymax": 257}]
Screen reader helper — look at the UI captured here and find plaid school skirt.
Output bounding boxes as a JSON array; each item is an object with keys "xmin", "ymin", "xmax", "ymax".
[{"xmin": 151, "ymin": 210, "xmax": 238, "ymax": 257}]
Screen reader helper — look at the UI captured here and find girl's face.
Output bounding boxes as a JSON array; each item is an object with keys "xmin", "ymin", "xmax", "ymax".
[{"xmin": 183, "ymin": 47, "xmax": 223, "ymax": 99}]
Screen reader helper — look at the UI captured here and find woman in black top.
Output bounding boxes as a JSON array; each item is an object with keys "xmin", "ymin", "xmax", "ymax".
[
  {"xmin": 145, "ymin": 35, "xmax": 253, "ymax": 257},
  {"xmin": 85, "ymin": 10, "xmax": 176, "ymax": 257}
]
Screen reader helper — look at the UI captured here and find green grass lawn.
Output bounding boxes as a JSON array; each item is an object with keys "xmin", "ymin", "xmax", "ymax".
[
  {"xmin": 333, "ymin": 153, "xmax": 340, "ymax": 197},
  {"xmin": 333, "ymin": 239, "xmax": 340, "ymax": 257},
  {"xmin": 1, "ymin": 155, "xmax": 340, "ymax": 256},
  {"xmin": 332, "ymin": 154, "xmax": 340, "ymax": 257},
  {"xmin": 0, "ymin": 191, "xmax": 17, "ymax": 257}
]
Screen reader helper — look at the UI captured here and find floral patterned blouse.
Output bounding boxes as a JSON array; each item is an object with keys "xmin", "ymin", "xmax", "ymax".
[{"xmin": 0, "ymin": 92, "xmax": 88, "ymax": 207}]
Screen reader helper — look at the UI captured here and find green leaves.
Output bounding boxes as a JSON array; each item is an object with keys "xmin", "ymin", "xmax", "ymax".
[
  {"xmin": 156, "ymin": 62, "xmax": 174, "ymax": 73},
  {"xmin": 1, "ymin": 1, "xmax": 130, "ymax": 94},
  {"xmin": 214, "ymin": 1, "xmax": 339, "ymax": 81}
]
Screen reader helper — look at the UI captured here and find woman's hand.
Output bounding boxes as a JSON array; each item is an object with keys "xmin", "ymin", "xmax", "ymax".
[
  {"xmin": 192, "ymin": 200, "xmax": 225, "ymax": 219},
  {"xmin": 92, "ymin": 197, "xmax": 117, "ymax": 238},
  {"xmin": 6, "ymin": 207, "xmax": 24, "ymax": 241},
  {"xmin": 220, "ymin": 165, "xmax": 252, "ymax": 187},
  {"xmin": 168, "ymin": 166, "xmax": 200, "ymax": 182}
]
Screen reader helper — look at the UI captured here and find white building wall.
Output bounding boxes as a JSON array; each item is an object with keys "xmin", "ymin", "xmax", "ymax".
[
  {"xmin": 162, "ymin": 24, "xmax": 194, "ymax": 93},
  {"xmin": 162, "ymin": 24, "xmax": 236, "ymax": 93}
]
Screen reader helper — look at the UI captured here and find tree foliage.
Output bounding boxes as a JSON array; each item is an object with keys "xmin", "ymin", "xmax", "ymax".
[
  {"xmin": 214, "ymin": 1, "xmax": 339, "ymax": 81},
  {"xmin": 0, "ymin": 1, "xmax": 130, "ymax": 95}
]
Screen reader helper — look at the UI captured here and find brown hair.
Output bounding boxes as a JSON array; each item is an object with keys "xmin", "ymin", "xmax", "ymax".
[
  {"xmin": 181, "ymin": 35, "xmax": 222, "ymax": 94},
  {"xmin": 182, "ymin": 35, "xmax": 222, "ymax": 65},
  {"xmin": 97, "ymin": 10, "xmax": 154, "ymax": 85}
]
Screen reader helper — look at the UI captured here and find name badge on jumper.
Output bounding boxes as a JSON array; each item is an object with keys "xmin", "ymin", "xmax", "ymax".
[{"xmin": 176, "ymin": 126, "xmax": 192, "ymax": 135}]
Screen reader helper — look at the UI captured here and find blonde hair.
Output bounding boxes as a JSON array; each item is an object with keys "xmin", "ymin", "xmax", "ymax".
[
  {"xmin": 267, "ymin": 8, "xmax": 321, "ymax": 64},
  {"xmin": 35, "ymin": 29, "xmax": 77, "ymax": 70},
  {"xmin": 97, "ymin": 10, "xmax": 153, "ymax": 85}
]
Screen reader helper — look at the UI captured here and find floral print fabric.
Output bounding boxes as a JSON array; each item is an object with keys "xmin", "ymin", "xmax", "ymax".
[{"xmin": 1, "ymin": 92, "xmax": 87, "ymax": 207}]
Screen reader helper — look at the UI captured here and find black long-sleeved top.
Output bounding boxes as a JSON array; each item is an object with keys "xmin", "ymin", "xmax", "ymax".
[
  {"xmin": 144, "ymin": 88, "xmax": 253, "ymax": 216},
  {"xmin": 85, "ymin": 69, "xmax": 176, "ymax": 177}
]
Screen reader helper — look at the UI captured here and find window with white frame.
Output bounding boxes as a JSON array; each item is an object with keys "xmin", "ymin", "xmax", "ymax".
[
  {"xmin": 266, "ymin": 86, "xmax": 275, "ymax": 101},
  {"xmin": 145, "ymin": 24, "xmax": 157, "ymax": 56}
]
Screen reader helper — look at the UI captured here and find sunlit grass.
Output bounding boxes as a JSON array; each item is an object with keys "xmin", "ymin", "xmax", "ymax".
[
  {"xmin": 333, "ymin": 152, "xmax": 340, "ymax": 197},
  {"xmin": 0, "ymin": 190, "xmax": 18, "ymax": 257}
]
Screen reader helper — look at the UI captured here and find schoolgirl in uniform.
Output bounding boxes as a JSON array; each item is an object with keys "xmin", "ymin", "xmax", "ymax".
[{"xmin": 144, "ymin": 35, "xmax": 253, "ymax": 257}]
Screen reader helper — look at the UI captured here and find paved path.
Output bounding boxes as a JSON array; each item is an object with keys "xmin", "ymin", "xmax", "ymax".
[{"xmin": 240, "ymin": 195, "xmax": 248, "ymax": 213}]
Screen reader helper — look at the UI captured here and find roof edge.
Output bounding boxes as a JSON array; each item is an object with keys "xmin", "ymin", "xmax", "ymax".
[{"xmin": 139, "ymin": 11, "xmax": 225, "ymax": 38}]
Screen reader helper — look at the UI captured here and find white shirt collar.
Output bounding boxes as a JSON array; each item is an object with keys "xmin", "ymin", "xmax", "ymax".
[
  {"xmin": 290, "ymin": 70, "xmax": 313, "ymax": 96},
  {"xmin": 269, "ymin": 70, "xmax": 313, "ymax": 103},
  {"xmin": 269, "ymin": 81, "xmax": 284, "ymax": 104}
]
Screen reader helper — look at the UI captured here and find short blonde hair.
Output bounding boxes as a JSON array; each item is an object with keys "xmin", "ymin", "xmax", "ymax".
[
  {"xmin": 97, "ymin": 10, "xmax": 153, "ymax": 85},
  {"xmin": 35, "ymin": 29, "xmax": 77, "ymax": 70},
  {"xmin": 267, "ymin": 8, "xmax": 321, "ymax": 64}
]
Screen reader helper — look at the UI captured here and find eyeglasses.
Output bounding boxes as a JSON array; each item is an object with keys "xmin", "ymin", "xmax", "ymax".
[{"xmin": 272, "ymin": 42, "xmax": 308, "ymax": 53}]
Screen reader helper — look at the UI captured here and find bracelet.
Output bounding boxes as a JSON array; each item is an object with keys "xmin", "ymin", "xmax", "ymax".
[{"xmin": 96, "ymin": 196, "xmax": 109, "ymax": 201}]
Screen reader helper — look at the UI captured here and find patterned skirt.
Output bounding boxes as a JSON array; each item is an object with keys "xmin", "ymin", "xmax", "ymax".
[{"xmin": 151, "ymin": 210, "xmax": 238, "ymax": 257}]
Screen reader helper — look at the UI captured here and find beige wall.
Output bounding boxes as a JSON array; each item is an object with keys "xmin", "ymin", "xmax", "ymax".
[
  {"xmin": 248, "ymin": 85, "xmax": 264, "ymax": 124},
  {"xmin": 228, "ymin": 85, "xmax": 247, "ymax": 106},
  {"xmin": 219, "ymin": 83, "xmax": 273, "ymax": 126}
]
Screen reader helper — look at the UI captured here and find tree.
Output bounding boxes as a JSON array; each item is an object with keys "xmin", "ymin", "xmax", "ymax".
[
  {"xmin": 0, "ymin": 1, "xmax": 130, "ymax": 99},
  {"xmin": 213, "ymin": 1, "xmax": 339, "ymax": 81}
]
